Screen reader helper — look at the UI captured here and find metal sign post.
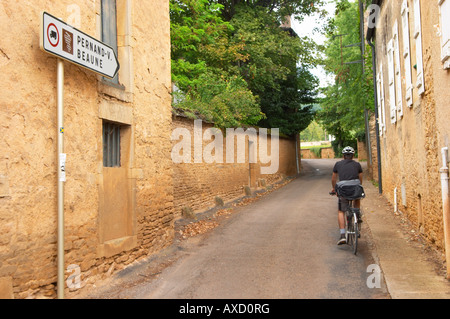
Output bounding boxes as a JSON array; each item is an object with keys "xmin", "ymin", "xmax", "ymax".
[
  {"xmin": 39, "ymin": 11, "xmax": 120, "ymax": 299},
  {"xmin": 57, "ymin": 58, "xmax": 65, "ymax": 299}
]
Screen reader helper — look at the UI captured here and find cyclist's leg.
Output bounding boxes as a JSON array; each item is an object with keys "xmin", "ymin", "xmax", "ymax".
[
  {"xmin": 337, "ymin": 198, "xmax": 349, "ymax": 245},
  {"xmin": 338, "ymin": 210, "xmax": 345, "ymax": 229},
  {"xmin": 353, "ymin": 199, "xmax": 363, "ymax": 224}
]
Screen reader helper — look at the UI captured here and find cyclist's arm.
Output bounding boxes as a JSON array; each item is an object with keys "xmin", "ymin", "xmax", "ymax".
[
  {"xmin": 358, "ymin": 163, "xmax": 363, "ymax": 184},
  {"xmin": 331, "ymin": 172, "xmax": 338, "ymax": 192}
]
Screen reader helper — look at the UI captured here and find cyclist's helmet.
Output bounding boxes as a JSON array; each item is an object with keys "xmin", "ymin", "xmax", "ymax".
[{"xmin": 342, "ymin": 146, "xmax": 355, "ymax": 155}]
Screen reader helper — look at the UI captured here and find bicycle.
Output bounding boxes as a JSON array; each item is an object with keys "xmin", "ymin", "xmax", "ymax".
[{"xmin": 330, "ymin": 190, "xmax": 364, "ymax": 255}]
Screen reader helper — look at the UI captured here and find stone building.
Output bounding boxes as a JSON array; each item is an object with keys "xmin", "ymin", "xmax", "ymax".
[
  {"xmin": 0, "ymin": 0, "xmax": 174, "ymax": 298},
  {"xmin": 366, "ymin": 0, "xmax": 450, "ymax": 276}
]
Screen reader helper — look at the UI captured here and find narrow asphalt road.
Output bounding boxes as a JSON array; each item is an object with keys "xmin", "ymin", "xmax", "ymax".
[{"xmin": 82, "ymin": 159, "xmax": 390, "ymax": 299}]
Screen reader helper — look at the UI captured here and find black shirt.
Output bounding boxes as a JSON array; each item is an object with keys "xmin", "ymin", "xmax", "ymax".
[{"xmin": 333, "ymin": 159, "xmax": 363, "ymax": 181}]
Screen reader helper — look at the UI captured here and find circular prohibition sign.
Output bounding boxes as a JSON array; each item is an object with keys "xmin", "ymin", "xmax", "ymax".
[{"xmin": 47, "ymin": 23, "xmax": 59, "ymax": 47}]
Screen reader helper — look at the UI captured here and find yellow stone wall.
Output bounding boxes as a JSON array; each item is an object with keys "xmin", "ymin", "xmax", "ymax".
[
  {"xmin": 0, "ymin": 0, "xmax": 173, "ymax": 298},
  {"xmin": 370, "ymin": 0, "xmax": 450, "ymax": 253}
]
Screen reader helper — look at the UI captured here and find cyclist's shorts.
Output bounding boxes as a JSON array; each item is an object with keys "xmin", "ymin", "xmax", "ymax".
[
  {"xmin": 338, "ymin": 197, "xmax": 350, "ymax": 212},
  {"xmin": 338, "ymin": 198, "xmax": 361, "ymax": 213}
]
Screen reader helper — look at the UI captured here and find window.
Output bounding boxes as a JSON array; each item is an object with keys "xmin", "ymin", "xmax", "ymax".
[
  {"xmin": 413, "ymin": 0, "xmax": 425, "ymax": 95},
  {"xmin": 103, "ymin": 121, "xmax": 121, "ymax": 167},
  {"xmin": 401, "ymin": 0, "xmax": 414, "ymax": 107},
  {"xmin": 101, "ymin": 0, "xmax": 120, "ymax": 85},
  {"xmin": 439, "ymin": 0, "xmax": 450, "ymax": 68}
]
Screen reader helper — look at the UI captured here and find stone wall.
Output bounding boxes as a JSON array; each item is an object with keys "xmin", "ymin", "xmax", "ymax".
[
  {"xmin": 357, "ymin": 141, "xmax": 368, "ymax": 161},
  {"xmin": 371, "ymin": 0, "xmax": 450, "ymax": 253},
  {"xmin": 321, "ymin": 148, "xmax": 335, "ymax": 159},
  {"xmin": 0, "ymin": 0, "xmax": 174, "ymax": 298},
  {"xmin": 172, "ymin": 116, "xmax": 299, "ymax": 219},
  {"xmin": 301, "ymin": 147, "xmax": 334, "ymax": 159}
]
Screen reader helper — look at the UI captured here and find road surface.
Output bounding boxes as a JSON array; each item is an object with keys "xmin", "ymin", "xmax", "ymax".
[{"xmin": 84, "ymin": 159, "xmax": 390, "ymax": 299}]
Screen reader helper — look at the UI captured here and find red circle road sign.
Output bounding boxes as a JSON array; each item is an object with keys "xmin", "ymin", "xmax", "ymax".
[{"xmin": 47, "ymin": 23, "xmax": 59, "ymax": 47}]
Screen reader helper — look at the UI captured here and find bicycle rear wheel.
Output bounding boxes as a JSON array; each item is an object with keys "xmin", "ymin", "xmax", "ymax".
[
  {"xmin": 351, "ymin": 213, "xmax": 359, "ymax": 255},
  {"xmin": 345, "ymin": 212, "xmax": 354, "ymax": 248}
]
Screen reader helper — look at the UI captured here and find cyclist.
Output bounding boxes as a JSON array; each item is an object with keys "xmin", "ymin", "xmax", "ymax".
[{"xmin": 331, "ymin": 146, "xmax": 363, "ymax": 245}]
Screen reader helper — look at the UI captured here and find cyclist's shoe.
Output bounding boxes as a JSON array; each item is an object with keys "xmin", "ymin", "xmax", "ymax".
[{"xmin": 337, "ymin": 234, "xmax": 347, "ymax": 245}]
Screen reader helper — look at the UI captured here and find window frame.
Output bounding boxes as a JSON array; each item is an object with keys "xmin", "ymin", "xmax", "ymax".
[
  {"xmin": 103, "ymin": 121, "xmax": 121, "ymax": 168},
  {"xmin": 101, "ymin": 0, "xmax": 122, "ymax": 87}
]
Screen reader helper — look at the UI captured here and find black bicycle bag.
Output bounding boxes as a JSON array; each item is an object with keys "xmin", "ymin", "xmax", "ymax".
[{"xmin": 336, "ymin": 179, "xmax": 365, "ymax": 200}]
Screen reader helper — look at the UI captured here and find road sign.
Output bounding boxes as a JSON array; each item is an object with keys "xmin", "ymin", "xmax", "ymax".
[{"xmin": 40, "ymin": 11, "xmax": 119, "ymax": 79}]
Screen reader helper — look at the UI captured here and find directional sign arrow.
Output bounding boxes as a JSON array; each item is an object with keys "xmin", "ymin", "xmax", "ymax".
[{"xmin": 40, "ymin": 12, "xmax": 119, "ymax": 79}]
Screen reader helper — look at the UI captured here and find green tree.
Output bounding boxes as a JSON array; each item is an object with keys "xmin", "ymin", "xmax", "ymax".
[
  {"xmin": 217, "ymin": 0, "xmax": 326, "ymax": 21},
  {"xmin": 175, "ymin": 70, "xmax": 264, "ymax": 127},
  {"xmin": 316, "ymin": 0, "xmax": 373, "ymax": 154},
  {"xmin": 301, "ymin": 120, "xmax": 327, "ymax": 142},
  {"xmin": 228, "ymin": 5, "xmax": 319, "ymax": 135},
  {"xmin": 170, "ymin": 0, "xmax": 322, "ymax": 132},
  {"xmin": 170, "ymin": 0, "xmax": 263, "ymax": 127}
]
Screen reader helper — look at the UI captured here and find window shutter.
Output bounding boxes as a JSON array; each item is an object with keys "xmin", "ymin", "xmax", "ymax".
[
  {"xmin": 401, "ymin": 0, "xmax": 414, "ymax": 107},
  {"xmin": 439, "ymin": 0, "xmax": 450, "ymax": 68},
  {"xmin": 377, "ymin": 66, "xmax": 387, "ymax": 135},
  {"xmin": 387, "ymin": 39, "xmax": 397, "ymax": 124},
  {"xmin": 376, "ymin": 73, "xmax": 383, "ymax": 136},
  {"xmin": 380, "ymin": 66, "xmax": 386, "ymax": 134},
  {"xmin": 413, "ymin": 0, "xmax": 425, "ymax": 95},
  {"xmin": 393, "ymin": 21, "xmax": 403, "ymax": 119}
]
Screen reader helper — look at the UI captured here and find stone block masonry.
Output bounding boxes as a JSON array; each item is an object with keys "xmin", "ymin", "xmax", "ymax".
[
  {"xmin": 172, "ymin": 115, "xmax": 299, "ymax": 219},
  {"xmin": 367, "ymin": 0, "xmax": 450, "ymax": 262},
  {"xmin": 0, "ymin": 0, "xmax": 174, "ymax": 298}
]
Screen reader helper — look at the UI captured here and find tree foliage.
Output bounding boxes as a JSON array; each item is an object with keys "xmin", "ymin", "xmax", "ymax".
[
  {"xmin": 301, "ymin": 119, "xmax": 327, "ymax": 142},
  {"xmin": 316, "ymin": 0, "xmax": 373, "ymax": 153},
  {"xmin": 217, "ymin": 0, "xmax": 326, "ymax": 21},
  {"xmin": 170, "ymin": 0, "xmax": 322, "ymax": 134},
  {"xmin": 171, "ymin": 0, "xmax": 262, "ymax": 126}
]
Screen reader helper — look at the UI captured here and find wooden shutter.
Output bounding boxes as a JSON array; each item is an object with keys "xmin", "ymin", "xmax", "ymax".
[
  {"xmin": 393, "ymin": 21, "xmax": 403, "ymax": 119},
  {"xmin": 413, "ymin": 0, "xmax": 425, "ymax": 95},
  {"xmin": 376, "ymin": 73, "xmax": 383, "ymax": 136},
  {"xmin": 387, "ymin": 39, "xmax": 397, "ymax": 124},
  {"xmin": 380, "ymin": 66, "xmax": 386, "ymax": 134},
  {"xmin": 377, "ymin": 66, "xmax": 387, "ymax": 135},
  {"xmin": 401, "ymin": 0, "xmax": 414, "ymax": 107}
]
